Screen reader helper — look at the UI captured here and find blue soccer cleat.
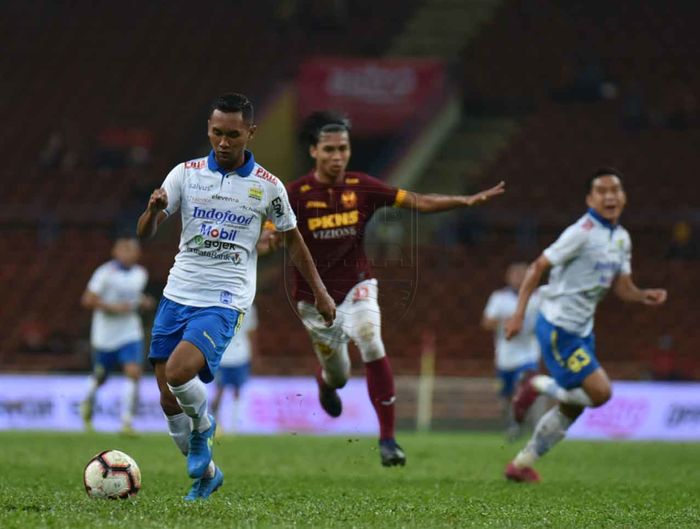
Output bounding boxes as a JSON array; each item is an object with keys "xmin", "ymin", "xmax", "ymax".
[
  {"xmin": 198, "ymin": 467, "xmax": 224, "ymax": 499},
  {"xmin": 183, "ymin": 479, "xmax": 202, "ymax": 502},
  {"xmin": 187, "ymin": 414, "xmax": 216, "ymax": 478}
]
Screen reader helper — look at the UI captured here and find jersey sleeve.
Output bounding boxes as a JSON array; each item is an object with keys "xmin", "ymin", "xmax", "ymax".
[
  {"xmin": 161, "ymin": 163, "xmax": 185, "ymax": 217},
  {"xmin": 86, "ymin": 265, "xmax": 108, "ymax": 295},
  {"xmin": 483, "ymin": 292, "xmax": 503, "ymax": 319},
  {"xmin": 266, "ymin": 179, "xmax": 297, "ymax": 232},
  {"xmin": 360, "ymin": 174, "xmax": 405, "ymax": 210},
  {"xmin": 620, "ymin": 231, "xmax": 632, "ymax": 275},
  {"xmin": 137, "ymin": 267, "xmax": 149, "ymax": 292},
  {"xmin": 543, "ymin": 223, "xmax": 589, "ymax": 266}
]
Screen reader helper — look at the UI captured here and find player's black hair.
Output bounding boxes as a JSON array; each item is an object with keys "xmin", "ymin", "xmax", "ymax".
[
  {"xmin": 587, "ymin": 167, "xmax": 624, "ymax": 192},
  {"xmin": 209, "ymin": 93, "xmax": 254, "ymax": 123},
  {"xmin": 299, "ymin": 110, "xmax": 351, "ymax": 148}
]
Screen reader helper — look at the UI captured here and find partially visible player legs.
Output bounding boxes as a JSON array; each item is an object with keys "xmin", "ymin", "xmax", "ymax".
[
  {"xmin": 120, "ymin": 362, "xmax": 141, "ymax": 435},
  {"xmin": 210, "ymin": 380, "xmax": 225, "ymax": 435},
  {"xmin": 155, "ymin": 362, "xmax": 221, "ymax": 501},
  {"xmin": 165, "ymin": 341, "xmax": 216, "ymax": 479},
  {"xmin": 80, "ymin": 364, "xmax": 107, "ymax": 431},
  {"xmin": 506, "ymin": 368, "xmax": 612, "ymax": 483},
  {"xmin": 346, "ymin": 281, "xmax": 405, "ymax": 467},
  {"xmin": 313, "ymin": 340, "xmax": 350, "ymax": 418}
]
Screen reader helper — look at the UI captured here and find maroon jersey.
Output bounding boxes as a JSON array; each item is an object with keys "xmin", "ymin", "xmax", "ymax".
[{"xmin": 287, "ymin": 171, "xmax": 407, "ymax": 304}]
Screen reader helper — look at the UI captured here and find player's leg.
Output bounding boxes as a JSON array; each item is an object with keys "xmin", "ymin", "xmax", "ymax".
[
  {"xmin": 507, "ymin": 316, "xmax": 605, "ymax": 482},
  {"xmin": 229, "ymin": 363, "xmax": 249, "ymax": 433},
  {"xmin": 167, "ymin": 306, "xmax": 237, "ymax": 487},
  {"xmin": 80, "ymin": 352, "xmax": 113, "ymax": 430},
  {"xmin": 497, "ymin": 368, "xmax": 519, "ymax": 441},
  {"xmin": 345, "ymin": 280, "xmax": 405, "ymax": 467},
  {"xmin": 118, "ymin": 341, "xmax": 144, "ymax": 435},
  {"xmin": 298, "ymin": 301, "xmax": 350, "ymax": 417},
  {"xmin": 211, "ymin": 372, "xmax": 226, "ymax": 424}
]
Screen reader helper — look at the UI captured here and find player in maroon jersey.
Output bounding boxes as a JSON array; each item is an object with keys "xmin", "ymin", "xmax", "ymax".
[{"xmin": 263, "ymin": 111, "xmax": 505, "ymax": 466}]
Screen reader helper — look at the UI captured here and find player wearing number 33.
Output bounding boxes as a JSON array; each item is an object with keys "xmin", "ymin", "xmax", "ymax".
[{"xmin": 503, "ymin": 168, "xmax": 667, "ymax": 483}]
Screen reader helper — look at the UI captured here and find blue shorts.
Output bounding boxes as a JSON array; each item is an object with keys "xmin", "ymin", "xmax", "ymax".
[
  {"xmin": 535, "ymin": 313, "xmax": 600, "ymax": 389},
  {"xmin": 216, "ymin": 362, "xmax": 251, "ymax": 390},
  {"xmin": 94, "ymin": 340, "xmax": 143, "ymax": 372},
  {"xmin": 496, "ymin": 362, "xmax": 539, "ymax": 398},
  {"xmin": 148, "ymin": 297, "xmax": 242, "ymax": 383}
]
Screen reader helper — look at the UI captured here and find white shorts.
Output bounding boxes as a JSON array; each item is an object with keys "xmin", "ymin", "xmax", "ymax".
[{"xmin": 298, "ymin": 279, "xmax": 385, "ymax": 371}]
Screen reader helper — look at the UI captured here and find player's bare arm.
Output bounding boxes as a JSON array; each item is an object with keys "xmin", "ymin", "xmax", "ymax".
[
  {"xmin": 399, "ymin": 181, "xmax": 505, "ymax": 212},
  {"xmin": 281, "ymin": 227, "xmax": 336, "ymax": 326},
  {"xmin": 480, "ymin": 316, "xmax": 500, "ymax": 331},
  {"xmin": 613, "ymin": 274, "xmax": 668, "ymax": 305},
  {"xmin": 81, "ymin": 290, "xmax": 133, "ymax": 315},
  {"xmin": 136, "ymin": 188, "xmax": 168, "ymax": 239},
  {"xmin": 505, "ymin": 255, "xmax": 551, "ymax": 339}
]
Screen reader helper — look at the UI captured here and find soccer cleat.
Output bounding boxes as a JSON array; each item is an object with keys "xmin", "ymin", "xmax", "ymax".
[
  {"xmin": 80, "ymin": 400, "xmax": 94, "ymax": 431},
  {"xmin": 197, "ymin": 467, "xmax": 224, "ymax": 499},
  {"xmin": 119, "ymin": 423, "xmax": 137, "ymax": 437},
  {"xmin": 315, "ymin": 369, "xmax": 342, "ymax": 418},
  {"xmin": 379, "ymin": 439, "xmax": 406, "ymax": 467},
  {"xmin": 187, "ymin": 415, "xmax": 216, "ymax": 479},
  {"xmin": 511, "ymin": 371, "xmax": 539, "ymax": 424},
  {"xmin": 504, "ymin": 461, "xmax": 541, "ymax": 483},
  {"xmin": 183, "ymin": 479, "xmax": 202, "ymax": 501}
]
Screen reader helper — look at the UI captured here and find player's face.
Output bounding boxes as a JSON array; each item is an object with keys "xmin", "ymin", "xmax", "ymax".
[
  {"xmin": 113, "ymin": 239, "xmax": 141, "ymax": 267},
  {"xmin": 310, "ymin": 131, "xmax": 351, "ymax": 180},
  {"xmin": 586, "ymin": 175, "xmax": 626, "ymax": 223},
  {"xmin": 208, "ymin": 110, "xmax": 256, "ymax": 169},
  {"xmin": 506, "ymin": 263, "xmax": 527, "ymax": 290}
]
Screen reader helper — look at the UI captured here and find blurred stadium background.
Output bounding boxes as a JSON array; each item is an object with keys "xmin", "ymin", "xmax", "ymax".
[{"xmin": 1, "ymin": 0, "xmax": 699, "ymax": 438}]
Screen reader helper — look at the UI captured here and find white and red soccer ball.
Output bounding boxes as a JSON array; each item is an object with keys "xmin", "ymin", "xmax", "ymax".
[{"xmin": 83, "ymin": 450, "xmax": 141, "ymax": 499}]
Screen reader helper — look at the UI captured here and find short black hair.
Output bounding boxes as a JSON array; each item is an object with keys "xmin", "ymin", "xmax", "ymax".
[
  {"xmin": 209, "ymin": 93, "xmax": 254, "ymax": 123},
  {"xmin": 587, "ymin": 167, "xmax": 624, "ymax": 192},
  {"xmin": 299, "ymin": 110, "xmax": 351, "ymax": 148}
]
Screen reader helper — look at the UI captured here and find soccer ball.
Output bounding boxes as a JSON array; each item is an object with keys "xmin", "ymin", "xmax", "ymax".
[{"xmin": 83, "ymin": 450, "xmax": 141, "ymax": 499}]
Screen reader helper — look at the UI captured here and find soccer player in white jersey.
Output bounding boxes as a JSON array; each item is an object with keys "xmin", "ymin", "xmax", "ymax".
[
  {"xmin": 503, "ymin": 168, "xmax": 667, "ymax": 483},
  {"xmin": 211, "ymin": 303, "xmax": 258, "ymax": 433},
  {"xmin": 80, "ymin": 237, "xmax": 153, "ymax": 435},
  {"xmin": 481, "ymin": 262, "xmax": 541, "ymax": 440},
  {"xmin": 136, "ymin": 93, "xmax": 335, "ymax": 501}
]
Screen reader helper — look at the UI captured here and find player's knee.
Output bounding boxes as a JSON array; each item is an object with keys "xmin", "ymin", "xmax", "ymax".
[
  {"xmin": 590, "ymin": 386, "xmax": 612, "ymax": 408},
  {"xmin": 164, "ymin": 361, "xmax": 188, "ymax": 387},
  {"xmin": 356, "ymin": 325, "xmax": 385, "ymax": 363}
]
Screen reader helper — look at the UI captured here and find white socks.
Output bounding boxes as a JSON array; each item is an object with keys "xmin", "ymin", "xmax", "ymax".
[
  {"xmin": 165, "ymin": 411, "xmax": 215, "ymax": 478},
  {"xmin": 166, "ymin": 412, "xmax": 191, "ymax": 456},
  {"xmin": 121, "ymin": 378, "xmax": 139, "ymax": 427},
  {"xmin": 514, "ymin": 407, "xmax": 573, "ymax": 469},
  {"xmin": 534, "ymin": 375, "xmax": 594, "ymax": 407},
  {"xmin": 168, "ymin": 378, "xmax": 212, "ymax": 433},
  {"xmin": 84, "ymin": 376, "xmax": 99, "ymax": 406}
]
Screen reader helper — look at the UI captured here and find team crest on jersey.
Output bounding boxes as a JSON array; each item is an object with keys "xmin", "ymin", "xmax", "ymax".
[
  {"xmin": 582, "ymin": 219, "xmax": 594, "ymax": 231},
  {"xmin": 300, "ymin": 184, "xmax": 312, "ymax": 193},
  {"xmin": 340, "ymin": 191, "xmax": 357, "ymax": 209},
  {"xmin": 248, "ymin": 185, "xmax": 263, "ymax": 200},
  {"xmin": 306, "ymin": 200, "xmax": 328, "ymax": 209}
]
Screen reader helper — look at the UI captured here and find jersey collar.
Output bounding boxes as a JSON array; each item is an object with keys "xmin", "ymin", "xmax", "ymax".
[
  {"xmin": 587, "ymin": 207, "xmax": 617, "ymax": 231},
  {"xmin": 207, "ymin": 150, "xmax": 256, "ymax": 177}
]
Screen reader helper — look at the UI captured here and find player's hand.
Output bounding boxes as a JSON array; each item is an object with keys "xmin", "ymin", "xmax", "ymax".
[
  {"xmin": 257, "ymin": 229, "xmax": 281, "ymax": 255},
  {"xmin": 465, "ymin": 181, "xmax": 506, "ymax": 206},
  {"xmin": 504, "ymin": 315, "xmax": 523, "ymax": 340},
  {"xmin": 139, "ymin": 295, "xmax": 156, "ymax": 312},
  {"xmin": 147, "ymin": 188, "xmax": 168, "ymax": 212},
  {"xmin": 315, "ymin": 292, "xmax": 336, "ymax": 327},
  {"xmin": 104, "ymin": 301, "xmax": 133, "ymax": 314},
  {"xmin": 642, "ymin": 288, "xmax": 667, "ymax": 306}
]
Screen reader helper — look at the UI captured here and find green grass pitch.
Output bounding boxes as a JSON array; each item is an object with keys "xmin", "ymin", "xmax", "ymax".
[{"xmin": 0, "ymin": 431, "xmax": 698, "ymax": 528}]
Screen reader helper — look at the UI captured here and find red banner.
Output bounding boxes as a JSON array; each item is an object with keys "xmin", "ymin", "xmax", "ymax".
[{"xmin": 297, "ymin": 57, "xmax": 447, "ymax": 136}]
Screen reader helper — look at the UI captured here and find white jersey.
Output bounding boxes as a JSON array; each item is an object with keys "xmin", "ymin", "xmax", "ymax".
[
  {"xmin": 484, "ymin": 287, "xmax": 541, "ymax": 370},
  {"xmin": 220, "ymin": 304, "xmax": 258, "ymax": 367},
  {"xmin": 161, "ymin": 151, "xmax": 296, "ymax": 311},
  {"xmin": 540, "ymin": 210, "xmax": 632, "ymax": 336},
  {"xmin": 87, "ymin": 261, "xmax": 148, "ymax": 350}
]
